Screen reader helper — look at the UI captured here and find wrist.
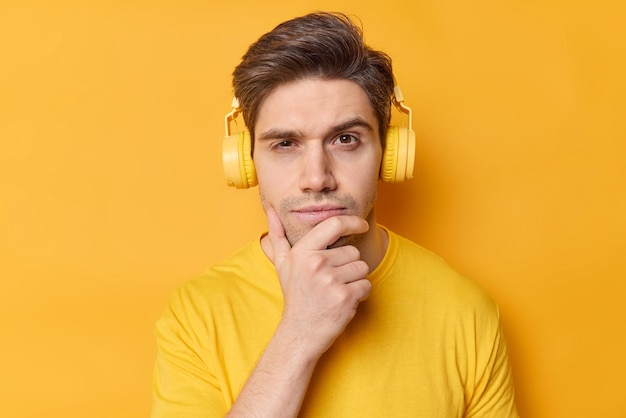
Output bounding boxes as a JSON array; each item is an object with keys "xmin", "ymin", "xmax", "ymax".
[{"xmin": 271, "ymin": 319, "xmax": 325, "ymax": 367}]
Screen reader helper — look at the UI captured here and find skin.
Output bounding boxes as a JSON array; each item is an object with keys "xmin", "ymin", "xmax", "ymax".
[{"xmin": 226, "ymin": 78, "xmax": 389, "ymax": 417}]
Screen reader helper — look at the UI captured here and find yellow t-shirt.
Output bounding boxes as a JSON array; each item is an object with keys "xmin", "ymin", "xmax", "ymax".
[{"xmin": 152, "ymin": 227, "xmax": 518, "ymax": 417}]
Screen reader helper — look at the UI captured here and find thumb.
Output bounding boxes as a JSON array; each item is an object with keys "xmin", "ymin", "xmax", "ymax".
[{"xmin": 266, "ymin": 206, "xmax": 292, "ymax": 268}]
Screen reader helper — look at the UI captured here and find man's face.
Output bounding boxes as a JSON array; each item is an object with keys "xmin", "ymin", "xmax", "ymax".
[{"xmin": 253, "ymin": 78, "xmax": 382, "ymax": 247}]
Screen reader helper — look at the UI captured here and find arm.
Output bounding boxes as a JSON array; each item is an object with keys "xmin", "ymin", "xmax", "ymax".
[
  {"xmin": 226, "ymin": 208, "xmax": 371, "ymax": 417},
  {"xmin": 152, "ymin": 287, "xmax": 228, "ymax": 418},
  {"xmin": 465, "ymin": 307, "xmax": 519, "ymax": 418}
]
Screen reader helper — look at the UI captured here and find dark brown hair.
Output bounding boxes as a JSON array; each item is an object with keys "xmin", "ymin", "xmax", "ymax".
[{"xmin": 232, "ymin": 12, "xmax": 395, "ymax": 146}]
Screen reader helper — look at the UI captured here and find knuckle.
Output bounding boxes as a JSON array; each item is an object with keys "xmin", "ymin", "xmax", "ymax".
[
  {"xmin": 332, "ymin": 286, "xmax": 351, "ymax": 304},
  {"xmin": 307, "ymin": 252, "xmax": 327, "ymax": 272},
  {"xmin": 318, "ymin": 270, "xmax": 336, "ymax": 285},
  {"xmin": 351, "ymin": 260, "xmax": 369, "ymax": 277},
  {"xmin": 344, "ymin": 245, "xmax": 360, "ymax": 259}
]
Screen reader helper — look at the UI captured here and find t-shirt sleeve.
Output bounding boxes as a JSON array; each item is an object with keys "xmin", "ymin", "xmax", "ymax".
[
  {"xmin": 151, "ymin": 287, "xmax": 228, "ymax": 418},
  {"xmin": 465, "ymin": 306, "xmax": 519, "ymax": 418}
]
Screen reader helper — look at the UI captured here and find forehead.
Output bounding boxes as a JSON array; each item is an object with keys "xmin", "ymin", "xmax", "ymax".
[{"xmin": 254, "ymin": 78, "xmax": 377, "ymax": 137}]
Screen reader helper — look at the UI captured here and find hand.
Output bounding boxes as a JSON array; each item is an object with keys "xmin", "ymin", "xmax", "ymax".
[{"xmin": 266, "ymin": 207, "xmax": 372, "ymax": 358}]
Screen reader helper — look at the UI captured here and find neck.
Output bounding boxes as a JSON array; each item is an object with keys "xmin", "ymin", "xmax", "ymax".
[{"xmin": 358, "ymin": 222, "xmax": 388, "ymax": 272}]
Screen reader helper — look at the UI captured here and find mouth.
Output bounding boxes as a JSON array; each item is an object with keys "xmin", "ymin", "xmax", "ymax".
[{"xmin": 291, "ymin": 205, "xmax": 348, "ymax": 224}]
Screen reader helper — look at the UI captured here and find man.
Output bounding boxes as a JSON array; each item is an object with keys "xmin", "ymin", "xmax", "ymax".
[{"xmin": 152, "ymin": 12, "xmax": 518, "ymax": 417}]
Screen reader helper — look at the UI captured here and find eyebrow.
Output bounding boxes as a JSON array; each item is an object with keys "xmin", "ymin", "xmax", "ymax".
[{"xmin": 257, "ymin": 117, "xmax": 375, "ymax": 141}]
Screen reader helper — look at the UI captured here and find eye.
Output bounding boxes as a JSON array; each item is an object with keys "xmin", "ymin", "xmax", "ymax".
[
  {"xmin": 270, "ymin": 140, "xmax": 296, "ymax": 152},
  {"xmin": 333, "ymin": 133, "xmax": 359, "ymax": 149}
]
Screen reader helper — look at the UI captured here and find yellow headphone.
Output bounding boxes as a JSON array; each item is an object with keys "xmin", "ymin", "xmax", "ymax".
[{"xmin": 222, "ymin": 86, "xmax": 416, "ymax": 189}]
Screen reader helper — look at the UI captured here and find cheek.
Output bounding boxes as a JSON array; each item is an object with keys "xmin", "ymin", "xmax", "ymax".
[
  {"xmin": 361, "ymin": 182, "xmax": 379, "ymax": 214},
  {"xmin": 344, "ymin": 159, "xmax": 381, "ymax": 190},
  {"xmin": 254, "ymin": 157, "xmax": 289, "ymax": 186},
  {"xmin": 258, "ymin": 188, "xmax": 269, "ymax": 213},
  {"xmin": 256, "ymin": 172, "xmax": 282, "ymax": 204}
]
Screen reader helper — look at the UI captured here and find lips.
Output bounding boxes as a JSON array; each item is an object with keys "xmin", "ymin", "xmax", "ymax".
[{"xmin": 291, "ymin": 205, "xmax": 347, "ymax": 224}]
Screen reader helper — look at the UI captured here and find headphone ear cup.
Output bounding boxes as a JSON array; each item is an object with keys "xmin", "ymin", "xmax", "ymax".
[
  {"xmin": 381, "ymin": 125, "xmax": 416, "ymax": 183},
  {"xmin": 381, "ymin": 126, "xmax": 399, "ymax": 182},
  {"xmin": 223, "ymin": 130, "xmax": 257, "ymax": 189}
]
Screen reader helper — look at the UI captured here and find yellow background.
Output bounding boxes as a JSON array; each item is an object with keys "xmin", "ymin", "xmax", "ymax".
[{"xmin": 1, "ymin": 0, "xmax": 624, "ymax": 416}]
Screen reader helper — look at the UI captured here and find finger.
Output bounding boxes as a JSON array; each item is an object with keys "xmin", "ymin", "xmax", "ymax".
[
  {"xmin": 324, "ymin": 245, "xmax": 363, "ymax": 268},
  {"xmin": 295, "ymin": 215, "xmax": 369, "ymax": 251},
  {"xmin": 349, "ymin": 278, "xmax": 372, "ymax": 302},
  {"xmin": 329, "ymin": 259, "xmax": 370, "ymax": 283},
  {"xmin": 266, "ymin": 206, "xmax": 292, "ymax": 267}
]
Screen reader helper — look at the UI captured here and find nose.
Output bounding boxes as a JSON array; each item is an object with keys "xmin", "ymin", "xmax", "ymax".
[{"xmin": 298, "ymin": 143, "xmax": 336, "ymax": 192}]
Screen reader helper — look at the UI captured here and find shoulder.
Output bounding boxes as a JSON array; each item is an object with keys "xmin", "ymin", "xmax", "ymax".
[
  {"xmin": 164, "ymin": 239, "xmax": 279, "ymax": 317},
  {"xmin": 386, "ymin": 228, "xmax": 499, "ymax": 318}
]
